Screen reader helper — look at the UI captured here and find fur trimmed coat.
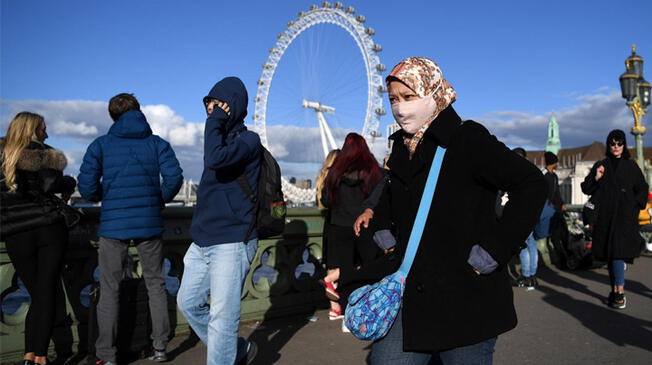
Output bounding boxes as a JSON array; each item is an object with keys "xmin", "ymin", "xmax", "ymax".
[{"xmin": 0, "ymin": 138, "xmax": 76, "ymax": 237}]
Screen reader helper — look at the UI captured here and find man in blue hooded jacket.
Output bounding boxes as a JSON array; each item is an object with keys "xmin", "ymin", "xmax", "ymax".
[
  {"xmin": 78, "ymin": 93, "xmax": 183, "ymax": 365},
  {"xmin": 177, "ymin": 77, "xmax": 260, "ymax": 365}
]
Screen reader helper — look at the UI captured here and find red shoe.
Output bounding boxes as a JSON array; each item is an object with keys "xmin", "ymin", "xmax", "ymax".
[
  {"xmin": 320, "ymin": 280, "xmax": 340, "ymax": 301},
  {"xmin": 329, "ymin": 308, "xmax": 344, "ymax": 320}
]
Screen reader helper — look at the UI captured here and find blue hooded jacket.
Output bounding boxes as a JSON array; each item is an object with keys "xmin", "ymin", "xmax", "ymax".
[
  {"xmin": 190, "ymin": 77, "xmax": 262, "ymax": 246},
  {"xmin": 78, "ymin": 110, "xmax": 183, "ymax": 239}
]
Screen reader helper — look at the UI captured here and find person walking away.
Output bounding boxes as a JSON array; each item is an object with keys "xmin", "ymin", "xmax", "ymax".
[
  {"xmin": 353, "ymin": 57, "xmax": 546, "ymax": 364},
  {"xmin": 580, "ymin": 129, "xmax": 648, "ymax": 309},
  {"xmin": 510, "ymin": 148, "xmax": 540, "ymax": 291},
  {"xmin": 0, "ymin": 112, "xmax": 77, "ymax": 365},
  {"xmin": 319, "ymin": 133, "xmax": 384, "ymax": 332},
  {"xmin": 78, "ymin": 93, "xmax": 183, "ymax": 365},
  {"xmin": 315, "ymin": 149, "xmax": 342, "ymax": 320},
  {"xmin": 542, "ymin": 151, "xmax": 570, "ymax": 268},
  {"xmin": 176, "ymin": 77, "xmax": 261, "ymax": 365}
]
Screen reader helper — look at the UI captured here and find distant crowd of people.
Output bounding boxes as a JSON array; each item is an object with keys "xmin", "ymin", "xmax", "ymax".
[{"xmin": 1, "ymin": 56, "xmax": 648, "ymax": 365}]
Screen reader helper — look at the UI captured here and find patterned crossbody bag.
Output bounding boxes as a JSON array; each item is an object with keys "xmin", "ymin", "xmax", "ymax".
[{"xmin": 344, "ymin": 146, "xmax": 446, "ymax": 340}]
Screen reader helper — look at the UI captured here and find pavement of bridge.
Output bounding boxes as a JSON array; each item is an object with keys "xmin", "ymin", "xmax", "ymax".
[{"xmin": 129, "ymin": 253, "xmax": 652, "ymax": 365}]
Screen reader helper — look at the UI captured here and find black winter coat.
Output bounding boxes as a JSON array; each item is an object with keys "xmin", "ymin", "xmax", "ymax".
[
  {"xmin": 369, "ymin": 106, "xmax": 547, "ymax": 351},
  {"xmin": 580, "ymin": 157, "xmax": 648, "ymax": 261},
  {"xmin": 321, "ymin": 172, "xmax": 379, "ymax": 228},
  {"xmin": 0, "ymin": 138, "xmax": 76, "ymax": 237}
]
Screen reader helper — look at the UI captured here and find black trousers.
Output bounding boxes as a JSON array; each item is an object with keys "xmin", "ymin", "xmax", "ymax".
[
  {"xmin": 5, "ymin": 222, "xmax": 68, "ymax": 356},
  {"xmin": 325, "ymin": 224, "xmax": 377, "ymax": 270}
]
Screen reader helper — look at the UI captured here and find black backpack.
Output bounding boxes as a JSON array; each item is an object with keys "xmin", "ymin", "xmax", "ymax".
[{"xmin": 237, "ymin": 146, "xmax": 286, "ymax": 241}]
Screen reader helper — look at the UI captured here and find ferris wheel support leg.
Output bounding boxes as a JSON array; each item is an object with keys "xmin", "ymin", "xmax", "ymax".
[
  {"xmin": 318, "ymin": 112, "xmax": 339, "ymax": 151},
  {"xmin": 318, "ymin": 114, "xmax": 330, "ymax": 158}
]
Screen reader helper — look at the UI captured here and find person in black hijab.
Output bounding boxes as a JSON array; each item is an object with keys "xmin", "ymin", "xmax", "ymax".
[{"xmin": 581, "ymin": 129, "xmax": 648, "ymax": 309}]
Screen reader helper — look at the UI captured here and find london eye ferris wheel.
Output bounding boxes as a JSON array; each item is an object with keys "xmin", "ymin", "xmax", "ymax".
[{"xmin": 253, "ymin": 2, "xmax": 387, "ymax": 204}]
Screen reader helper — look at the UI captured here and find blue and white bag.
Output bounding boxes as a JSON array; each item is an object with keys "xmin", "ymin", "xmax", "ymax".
[{"xmin": 344, "ymin": 147, "xmax": 446, "ymax": 340}]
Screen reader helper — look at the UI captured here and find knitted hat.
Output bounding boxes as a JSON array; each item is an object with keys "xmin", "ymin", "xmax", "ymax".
[{"xmin": 544, "ymin": 151, "xmax": 558, "ymax": 166}]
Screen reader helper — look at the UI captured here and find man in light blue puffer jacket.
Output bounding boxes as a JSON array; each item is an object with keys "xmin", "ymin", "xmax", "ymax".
[{"xmin": 78, "ymin": 93, "xmax": 183, "ymax": 365}]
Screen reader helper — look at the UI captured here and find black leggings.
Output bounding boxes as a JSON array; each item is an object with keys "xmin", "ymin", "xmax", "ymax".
[{"xmin": 5, "ymin": 222, "xmax": 68, "ymax": 356}]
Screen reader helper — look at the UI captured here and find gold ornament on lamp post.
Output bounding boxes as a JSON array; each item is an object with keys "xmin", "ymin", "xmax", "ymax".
[{"xmin": 619, "ymin": 44, "xmax": 651, "ymax": 171}]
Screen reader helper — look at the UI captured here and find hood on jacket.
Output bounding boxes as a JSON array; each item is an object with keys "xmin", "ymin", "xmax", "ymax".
[
  {"xmin": 204, "ymin": 77, "xmax": 248, "ymax": 132},
  {"xmin": 108, "ymin": 110, "xmax": 153, "ymax": 139}
]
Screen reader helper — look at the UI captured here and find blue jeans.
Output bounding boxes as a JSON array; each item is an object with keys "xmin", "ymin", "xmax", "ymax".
[
  {"xmin": 177, "ymin": 240, "xmax": 257, "ymax": 365},
  {"xmin": 370, "ymin": 308, "xmax": 496, "ymax": 365},
  {"xmin": 608, "ymin": 259, "xmax": 625, "ymax": 287},
  {"xmin": 519, "ymin": 233, "xmax": 538, "ymax": 277}
]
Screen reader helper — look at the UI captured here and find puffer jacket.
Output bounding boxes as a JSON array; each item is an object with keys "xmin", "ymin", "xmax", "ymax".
[
  {"xmin": 0, "ymin": 138, "xmax": 76, "ymax": 237},
  {"xmin": 77, "ymin": 110, "xmax": 183, "ymax": 240}
]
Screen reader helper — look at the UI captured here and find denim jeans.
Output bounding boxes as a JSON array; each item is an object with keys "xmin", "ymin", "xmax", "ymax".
[
  {"xmin": 370, "ymin": 308, "xmax": 496, "ymax": 365},
  {"xmin": 519, "ymin": 233, "xmax": 538, "ymax": 277},
  {"xmin": 608, "ymin": 259, "xmax": 625, "ymax": 287},
  {"xmin": 177, "ymin": 240, "xmax": 257, "ymax": 365}
]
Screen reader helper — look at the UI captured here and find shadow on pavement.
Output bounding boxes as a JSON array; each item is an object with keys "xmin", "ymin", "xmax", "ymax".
[
  {"xmin": 537, "ymin": 267, "xmax": 652, "ymax": 352},
  {"xmin": 565, "ymin": 256, "xmax": 652, "ymax": 301},
  {"xmin": 246, "ymin": 220, "xmax": 326, "ymax": 365},
  {"xmin": 166, "ymin": 330, "xmax": 200, "ymax": 362}
]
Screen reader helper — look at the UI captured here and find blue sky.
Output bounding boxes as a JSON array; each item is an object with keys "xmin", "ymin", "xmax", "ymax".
[{"xmin": 2, "ymin": 0, "xmax": 651, "ymax": 180}]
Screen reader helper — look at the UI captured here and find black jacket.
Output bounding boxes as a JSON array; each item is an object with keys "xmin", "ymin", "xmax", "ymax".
[
  {"xmin": 544, "ymin": 170, "xmax": 564, "ymax": 209},
  {"xmin": 0, "ymin": 138, "xmax": 76, "ymax": 237},
  {"xmin": 580, "ymin": 157, "xmax": 648, "ymax": 261},
  {"xmin": 321, "ymin": 172, "xmax": 380, "ymax": 228},
  {"xmin": 368, "ymin": 106, "xmax": 546, "ymax": 351}
]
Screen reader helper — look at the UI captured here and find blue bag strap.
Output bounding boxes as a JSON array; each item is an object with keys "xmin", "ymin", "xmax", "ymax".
[{"xmin": 397, "ymin": 146, "xmax": 446, "ymax": 276}]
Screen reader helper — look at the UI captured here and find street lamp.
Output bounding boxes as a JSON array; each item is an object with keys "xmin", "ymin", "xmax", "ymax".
[{"xmin": 619, "ymin": 44, "xmax": 651, "ymax": 169}]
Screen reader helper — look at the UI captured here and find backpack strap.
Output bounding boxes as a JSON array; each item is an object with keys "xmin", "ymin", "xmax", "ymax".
[
  {"xmin": 236, "ymin": 174, "xmax": 257, "ymax": 243},
  {"xmin": 236, "ymin": 175, "xmax": 256, "ymax": 203}
]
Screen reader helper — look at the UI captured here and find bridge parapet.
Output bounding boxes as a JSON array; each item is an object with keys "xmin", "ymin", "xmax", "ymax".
[{"xmin": 0, "ymin": 207, "xmax": 327, "ymax": 363}]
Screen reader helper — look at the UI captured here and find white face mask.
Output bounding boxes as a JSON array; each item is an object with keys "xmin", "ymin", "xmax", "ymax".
[{"xmin": 391, "ymin": 93, "xmax": 438, "ymax": 134}]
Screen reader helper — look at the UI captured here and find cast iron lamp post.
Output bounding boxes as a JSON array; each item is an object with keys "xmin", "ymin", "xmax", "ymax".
[{"xmin": 619, "ymin": 44, "xmax": 651, "ymax": 169}]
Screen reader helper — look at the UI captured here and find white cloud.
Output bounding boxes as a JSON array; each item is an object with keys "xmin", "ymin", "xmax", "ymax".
[
  {"xmin": 3, "ymin": 91, "xmax": 649, "ymax": 182},
  {"xmin": 141, "ymin": 104, "xmax": 204, "ymax": 147},
  {"xmin": 52, "ymin": 120, "xmax": 98, "ymax": 136},
  {"xmin": 473, "ymin": 91, "xmax": 651, "ymax": 149},
  {"xmin": 0, "ymin": 98, "xmax": 206, "ymax": 179}
]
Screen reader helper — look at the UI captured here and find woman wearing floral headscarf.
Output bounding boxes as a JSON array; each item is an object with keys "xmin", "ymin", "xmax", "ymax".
[{"xmin": 353, "ymin": 57, "xmax": 547, "ymax": 364}]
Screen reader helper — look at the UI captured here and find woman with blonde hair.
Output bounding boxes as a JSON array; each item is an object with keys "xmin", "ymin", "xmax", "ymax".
[
  {"xmin": 315, "ymin": 149, "xmax": 341, "ymax": 319},
  {"xmin": 316, "ymin": 149, "xmax": 340, "ymax": 210},
  {"xmin": 1, "ymin": 112, "xmax": 76, "ymax": 365}
]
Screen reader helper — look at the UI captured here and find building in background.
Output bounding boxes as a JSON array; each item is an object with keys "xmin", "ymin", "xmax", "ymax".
[{"xmin": 545, "ymin": 115, "xmax": 562, "ymax": 155}]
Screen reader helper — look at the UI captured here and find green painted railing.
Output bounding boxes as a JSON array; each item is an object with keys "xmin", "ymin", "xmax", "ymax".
[{"xmin": 0, "ymin": 207, "xmax": 328, "ymax": 363}]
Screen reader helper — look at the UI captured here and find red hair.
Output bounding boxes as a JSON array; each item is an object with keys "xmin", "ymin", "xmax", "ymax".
[{"xmin": 325, "ymin": 133, "xmax": 382, "ymax": 204}]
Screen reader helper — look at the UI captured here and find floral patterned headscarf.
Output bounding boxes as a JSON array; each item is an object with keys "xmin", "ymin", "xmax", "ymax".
[{"xmin": 386, "ymin": 57, "xmax": 456, "ymax": 157}]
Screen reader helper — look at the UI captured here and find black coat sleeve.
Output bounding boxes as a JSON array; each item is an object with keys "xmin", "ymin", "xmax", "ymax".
[
  {"xmin": 39, "ymin": 169, "xmax": 76, "ymax": 194},
  {"xmin": 361, "ymin": 174, "xmax": 387, "ymax": 210},
  {"xmin": 632, "ymin": 162, "xmax": 649, "ymax": 209},
  {"xmin": 468, "ymin": 123, "xmax": 548, "ymax": 265},
  {"xmin": 581, "ymin": 161, "xmax": 602, "ymax": 196}
]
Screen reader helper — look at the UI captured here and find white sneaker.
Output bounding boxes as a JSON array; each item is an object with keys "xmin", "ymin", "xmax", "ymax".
[{"xmin": 341, "ymin": 320, "xmax": 350, "ymax": 333}]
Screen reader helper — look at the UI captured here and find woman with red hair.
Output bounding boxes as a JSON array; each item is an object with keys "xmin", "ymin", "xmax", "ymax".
[{"xmin": 320, "ymin": 133, "xmax": 383, "ymax": 324}]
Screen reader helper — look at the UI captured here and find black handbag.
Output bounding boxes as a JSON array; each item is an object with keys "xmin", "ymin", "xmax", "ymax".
[{"xmin": 0, "ymin": 192, "xmax": 80, "ymax": 238}]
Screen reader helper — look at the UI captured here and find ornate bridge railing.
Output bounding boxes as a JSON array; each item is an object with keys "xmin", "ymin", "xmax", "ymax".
[{"xmin": 0, "ymin": 207, "xmax": 328, "ymax": 363}]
